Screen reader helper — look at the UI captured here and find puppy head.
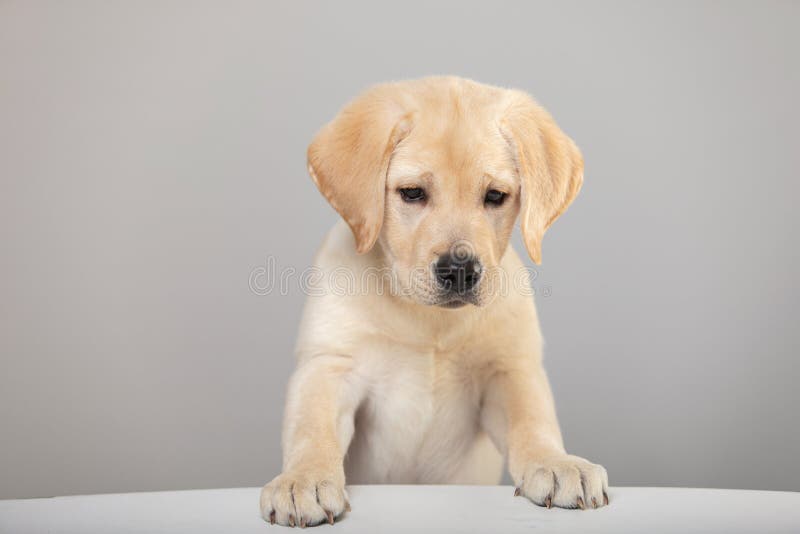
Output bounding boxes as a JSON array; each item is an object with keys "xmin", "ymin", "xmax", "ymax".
[{"xmin": 308, "ymin": 77, "xmax": 583, "ymax": 308}]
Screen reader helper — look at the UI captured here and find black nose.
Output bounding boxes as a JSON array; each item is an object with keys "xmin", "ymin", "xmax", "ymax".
[{"xmin": 434, "ymin": 253, "xmax": 482, "ymax": 293}]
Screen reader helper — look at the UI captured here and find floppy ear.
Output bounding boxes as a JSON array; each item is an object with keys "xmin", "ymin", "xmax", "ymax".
[
  {"xmin": 500, "ymin": 91, "xmax": 584, "ymax": 265},
  {"xmin": 307, "ymin": 86, "xmax": 413, "ymax": 254}
]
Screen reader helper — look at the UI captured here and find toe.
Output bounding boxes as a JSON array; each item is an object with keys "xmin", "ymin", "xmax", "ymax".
[
  {"xmin": 292, "ymin": 480, "xmax": 327, "ymax": 526},
  {"xmin": 316, "ymin": 479, "xmax": 348, "ymax": 522},
  {"xmin": 259, "ymin": 484, "xmax": 274, "ymax": 522},
  {"xmin": 580, "ymin": 464, "xmax": 606, "ymax": 508},
  {"xmin": 521, "ymin": 466, "xmax": 555, "ymax": 507},
  {"xmin": 551, "ymin": 464, "xmax": 583, "ymax": 509},
  {"xmin": 271, "ymin": 478, "xmax": 297, "ymax": 526}
]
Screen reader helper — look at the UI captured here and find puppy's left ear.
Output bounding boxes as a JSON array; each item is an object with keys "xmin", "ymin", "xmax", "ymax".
[
  {"xmin": 307, "ymin": 85, "xmax": 413, "ymax": 254},
  {"xmin": 500, "ymin": 91, "xmax": 584, "ymax": 265}
]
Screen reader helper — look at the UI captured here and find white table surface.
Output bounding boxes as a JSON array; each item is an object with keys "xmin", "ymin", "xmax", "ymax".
[{"xmin": 1, "ymin": 485, "xmax": 799, "ymax": 534}]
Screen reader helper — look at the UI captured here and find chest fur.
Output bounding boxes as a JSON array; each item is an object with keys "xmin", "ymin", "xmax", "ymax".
[{"xmin": 346, "ymin": 343, "xmax": 485, "ymax": 482}]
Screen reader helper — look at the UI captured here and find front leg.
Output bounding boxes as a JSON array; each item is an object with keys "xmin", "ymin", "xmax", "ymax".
[
  {"xmin": 260, "ymin": 354, "xmax": 362, "ymax": 527},
  {"xmin": 481, "ymin": 359, "xmax": 609, "ymax": 509}
]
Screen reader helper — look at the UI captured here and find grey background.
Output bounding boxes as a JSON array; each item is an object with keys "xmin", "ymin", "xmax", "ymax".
[{"xmin": 1, "ymin": 1, "xmax": 798, "ymax": 500}]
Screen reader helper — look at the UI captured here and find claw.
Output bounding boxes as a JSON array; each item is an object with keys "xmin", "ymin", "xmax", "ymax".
[
  {"xmin": 545, "ymin": 495, "xmax": 552, "ymax": 509},
  {"xmin": 514, "ymin": 487, "xmax": 521, "ymax": 497},
  {"xmin": 345, "ymin": 501, "xmax": 351, "ymax": 512},
  {"xmin": 289, "ymin": 514, "xmax": 295, "ymax": 527},
  {"xmin": 269, "ymin": 510, "xmax": 276, "ymax": 524},
  {"xmin": 299, "ymin": 516, "xmax": 307, "ymax": 528},
  {"xmin": 326, "ymin": 510, "xmax": 335, "ymax": 525},
  {"xmin": 603, "ymin": 491, "xmax": 609, "ymax": 506},
  {"xmin": 576, "ymin": 496, "xmax": 585, "ymax": 510},
  {"xmin": 592, "ymin": 497, "xmax": 598, "ymax": 509}
]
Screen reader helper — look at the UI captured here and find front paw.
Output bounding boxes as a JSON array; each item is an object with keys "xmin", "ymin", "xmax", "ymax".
[
  {"xmin": 260, "ymin": 470, "xmax": 349, "ymax": 527},
  {"xmin": 514, "ymin": 454, "xmax": 609, "ymax": 510}
]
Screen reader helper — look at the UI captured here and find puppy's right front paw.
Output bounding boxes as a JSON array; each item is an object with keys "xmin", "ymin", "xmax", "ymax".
[
  {"xmin": 514, "ymin": 454, "xmax": 608, "ymax": 510},
  {"xmin": 260, "ymin": 471, "xmax": 349, "ymax": 527}
]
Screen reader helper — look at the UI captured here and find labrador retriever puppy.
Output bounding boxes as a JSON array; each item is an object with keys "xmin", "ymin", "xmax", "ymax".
[{"xmin": 260, "ymin": 76, "xmax": 608, "ymax": 527}]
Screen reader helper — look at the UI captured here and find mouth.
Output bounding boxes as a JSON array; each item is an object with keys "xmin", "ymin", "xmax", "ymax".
[
  {"xmin": 437, "ymin": 299, "xmax": 469, "ymax": 309},
  {"xmin": 433, "ymin": 292, "xmax": 480, "ymax": 309}
]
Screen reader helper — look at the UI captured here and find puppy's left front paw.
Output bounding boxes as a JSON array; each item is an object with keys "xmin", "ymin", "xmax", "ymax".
[
  {"xmin": 260, "ymin": 470, "xmax": 349, "ymax": 527},
  {"xmin": 514, "ymin": 454, "xmax": 609, "ymax": 510}
]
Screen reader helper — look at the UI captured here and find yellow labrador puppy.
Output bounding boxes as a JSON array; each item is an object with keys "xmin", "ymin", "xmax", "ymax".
[{"xmin": 260, "ymin": 77, "xmax": 608, "ymax": 527}]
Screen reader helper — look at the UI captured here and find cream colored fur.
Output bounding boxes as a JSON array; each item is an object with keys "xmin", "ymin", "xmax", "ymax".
[{"xmin": 260, "ymin": 77, "xmax": 608, "ymax": 528}]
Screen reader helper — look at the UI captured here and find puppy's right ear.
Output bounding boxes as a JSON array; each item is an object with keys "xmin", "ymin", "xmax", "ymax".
[{"xmin": 307, "ymin": 86, "xmax": 413, "ymax": 254}]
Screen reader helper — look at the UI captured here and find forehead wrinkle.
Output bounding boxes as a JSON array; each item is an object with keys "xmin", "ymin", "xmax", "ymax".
[
  {"xmin": 388, "ymin": 159, "xmax": 427, "ymax": 182},
  {"xmin": 484, "ymin": 172, "xmax": 516, "ymax": 191}
]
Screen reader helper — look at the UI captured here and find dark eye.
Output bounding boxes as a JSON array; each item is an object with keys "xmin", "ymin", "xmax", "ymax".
[
  {"xmin": 484, "ymin": 189, "xmax": 507, "ymax": 206},
  {"xmin": 399, "ymin": 187, "xmax": 426, "ymax": 202}
]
